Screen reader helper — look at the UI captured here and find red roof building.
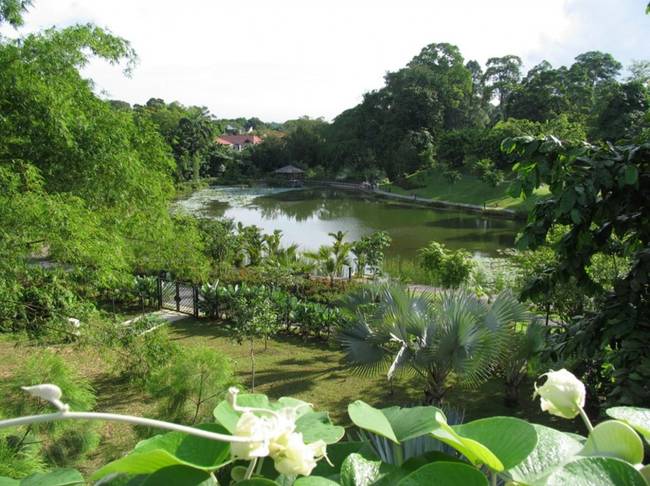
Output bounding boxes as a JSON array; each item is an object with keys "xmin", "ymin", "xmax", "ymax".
[{"xmin": 216, "ymin": 134, "xmax": 263, "ymax": 151}]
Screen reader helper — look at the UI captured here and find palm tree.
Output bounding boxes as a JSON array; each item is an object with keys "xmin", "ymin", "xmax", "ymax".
[
  {"xmin": 502, "ymin": 320, "xmax": 545, "ymax": 407},
  {"xmin": 338, "ymin": 285, "xmax": 529, "ymax": 403}
]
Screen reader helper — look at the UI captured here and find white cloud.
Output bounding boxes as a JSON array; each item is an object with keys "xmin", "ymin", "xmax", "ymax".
[{"xmin": 2, "ymin": 0, "xmax": 645, "ymax": 121}]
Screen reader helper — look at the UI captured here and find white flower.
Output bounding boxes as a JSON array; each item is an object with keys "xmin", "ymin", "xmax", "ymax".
[
  {"xmin": 230, "ymin": 411, "xmax": 277, "ymax": 460},
  {"xmin": 272, "ymin": 432, "xmax": 326, "ymax": 477},
  {"xmin": 21, "ymin": 384, "xmax": 69, "ymax": 412},
  {"xmin": 534, "ymin": 369, "xmax": 586, "ymax": 419}
]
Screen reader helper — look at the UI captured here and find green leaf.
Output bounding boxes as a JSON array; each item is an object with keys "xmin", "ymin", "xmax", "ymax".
[
  {"xmin": 311, "ymin": 441, "xmax": 375, "ymax": 477},
  {"xmin": 140, "ymin": 465, "xmax": 215, "ymax": 485},
  {"xmin": 606, "ymin": 406, "xmax": 650, "ymax": 441},
  {"xmin": 570, "ymin": 208, "xmax": 582, "ymax": 224},
  {"xmin": 213, "ymin": 400, "xmax": 240, "ymax": 433},
  {"xmin": 373, "ymin": 451, "xmax": 462, "ymax": 486},
  {"xmin": 0, "ymin": 478, "xmax": 18, "ymax": 486},
  {"xmin": 92, "ymin": 424, "xmax": 231, "ymax": 480},
  {"xmin": 340, "ymin": 453, "xmax": 392, "ymax": 486},
  {"xmin": 542, "ymin": 456, "xmax": 646, "ymax": 486},
  {"xmin": 430, "ymin": 417, "xmax": 503, "ymax": 471},
  {"xmin": 507, "ymin": 423, "xmax": 583, "ymax": 484},
  {"xmin": 238, "ymin": 480, "xmax": 280, "ymax": 486},
  {"xmin": 382, "ymin": 405, "xmax": 444, "ymax": 442},
  {"xmin": 19, "ymin": 469, "xmax": 84, "ymax": 486},
  {"xmin": 295, "ymin": 411, "xmax": 345, "ymax": 445},
  {"xmin": 624, "ymin": 165, "xmax": 638, "ymax": 185},
  {"xmin": 397, "ymin": 461, "xmax": 488, "ymax": 486},
  {"xmin": 453, "ymin": 417, "xmax": 537, "ymax": 469},
  {"xmin": 579, "ymin": 420, "xmax": 644, "ymax": 464},
  {"xmin": 348, "ymin": 401, "xmax": 398, "ymax": 444},
  {"xmin": 93, "ymin": 449, "xmax": 189, "ymax": 480},
  {"xmin": 294, "ymin": 477, "xmax": 340, "ymax": 486}
]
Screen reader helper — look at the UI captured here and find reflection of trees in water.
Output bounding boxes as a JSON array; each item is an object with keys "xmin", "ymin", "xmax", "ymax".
[
  {"xmin": 253, "ymin": 193, "xmax": 361, "ymax": 222},
  {"xmin": 423, "ymin": 216, "xmax": 515, "ymax": 231}
]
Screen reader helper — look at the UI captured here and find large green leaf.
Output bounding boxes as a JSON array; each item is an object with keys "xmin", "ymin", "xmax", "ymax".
[
  {"xmin": 213, "ymin": 393, "xmax": 274, "ymax": 433},
  {"xmin": 339, "ymin": 453, "xmax": 394, "ymax": 486},
  {"xmin": 0, "ymin": 479, "xmax": 18, "ymax": 486},
  {"xmin": 381, "ymin": 405, "xmax": 444, "ymax": 442},
  {"xmin": 92, "ymin": 424, "xmax": 230, "ymax": 480},
  {"xmin": 579, "ymin": 420, "xmax": 644, "ymax": 464},
  {"xmin": 373, "ymin": 451, "xmax": 463, "ymax": 486},
  {"xmin": 453, "ymin": 417, "xmax": 537, "ymax": 469},
  {"xmin": 348, "ymin": 401, "xmax": 398, "ymax": 444},
  {"xmin": 606, "ymin": 406, "xmax": 650, "ymax": 441},
  {"xmin": 507, "ymin": 423, "xmax": 583, "ymax": 484},
  {"xmin": 397, "ymin": 461, "xmax": 488, "ymax": 486},
  {"xmin": 140, "ymin": 465, "xmax": 216, "ymax": 485},
  {"xmin": 18, "ymin": 469, "xmax": 84, "ymax": 486},
  {"xmin": 295, "ymin": 411, "xmax": 345, "ymax": 445},
  {"xmin": 294, "ymin": 477, "xmax": 340, "ymax": 486},
  {"xmin": 430, "ymin": 418, "xmax": 503, "ymax": 471},
  {"xmin": 541, "ymin": 456, "xmax": 647, "ymax": 486}
]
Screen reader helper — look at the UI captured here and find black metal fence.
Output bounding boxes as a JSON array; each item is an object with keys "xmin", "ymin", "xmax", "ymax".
[{"xmin": 157, "ymin": 278, "xmax": 199, "ymax": 317}]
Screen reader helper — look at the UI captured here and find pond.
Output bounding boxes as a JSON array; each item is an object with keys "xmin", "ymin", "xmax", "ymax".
[{"xmin": 176, "ymin": 186, "xmax": 522, "ymax": 258}]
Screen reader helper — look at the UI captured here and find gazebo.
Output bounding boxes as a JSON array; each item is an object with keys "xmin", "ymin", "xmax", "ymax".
[{"xmin": 273, "ymin": 165, "xmax": 305, "ymax": 186}]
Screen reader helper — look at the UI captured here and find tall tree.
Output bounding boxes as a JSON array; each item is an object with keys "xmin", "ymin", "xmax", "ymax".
[{"xmin": 483, "ymin": 55, "xmax": 523, "ymax": 119}]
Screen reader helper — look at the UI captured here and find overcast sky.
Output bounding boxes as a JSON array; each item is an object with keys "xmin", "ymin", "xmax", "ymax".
[{"xmin": 2, "ymin": 0, "xmax": 648, "ymax": 122}]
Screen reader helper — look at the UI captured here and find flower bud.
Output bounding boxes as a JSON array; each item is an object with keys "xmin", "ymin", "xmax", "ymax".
[
  {"xmin": 534, "ymin": 369, "xmax": 586, "ymax": 419},
  {"xmin": 21, "ymin": 384, "xmax": 69, "ymax": 412}
]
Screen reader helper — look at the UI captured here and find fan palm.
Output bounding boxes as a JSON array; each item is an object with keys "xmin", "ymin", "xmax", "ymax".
[{"xmin": 338, "ymin": 285, "xmax": 529, "ymax": 403}]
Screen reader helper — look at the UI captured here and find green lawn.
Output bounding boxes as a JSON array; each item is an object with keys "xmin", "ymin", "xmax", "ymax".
[
  {"xmin": 381, "ymin": 169, "xmax": 549, "ymax": 213},
  {"xmin": 0, "ymin": 318, "xmax": 583, "ymax": 474}
]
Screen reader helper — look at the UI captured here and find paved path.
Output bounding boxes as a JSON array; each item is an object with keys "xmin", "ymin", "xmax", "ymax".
[{"xmin": 121, "ymin": 309, "xmax": 188, "ymax": 334}]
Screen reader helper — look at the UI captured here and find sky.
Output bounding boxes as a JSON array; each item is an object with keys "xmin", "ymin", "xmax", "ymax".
[{"xmin": 2, "ymin": 0, "xmax": 648, "ymax": 122}]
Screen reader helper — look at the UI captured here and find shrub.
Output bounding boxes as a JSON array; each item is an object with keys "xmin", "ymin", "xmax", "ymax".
[
  {"xmin": 146, "ymin": 346, "xmax": 236, "ymax": 425},
  {"xmin": 112, "ymin": 326, "xmax": 180, "ymax": 386},
  {"xmin": 418, "ymin": 241, "xmax": 474, "ymax": 288},
  {"xmin": 0, "ymin": 351, "xmax": 99, "ymax": 467}
]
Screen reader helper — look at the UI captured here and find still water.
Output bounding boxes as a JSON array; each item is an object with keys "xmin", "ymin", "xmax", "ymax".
[{"xmin": 177, "ymin": 186, "xmax": 521, "ymax": 258}]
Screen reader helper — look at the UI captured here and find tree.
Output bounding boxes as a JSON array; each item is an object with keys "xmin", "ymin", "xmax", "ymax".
[
  {"xmin": 506, "ymin": 136, "xmax": 650, "ymax": 405},
  {"xmin": 339, "ymin": 286, "xmax": 528, "ymax": 403},
  {"xmin": 171, "ymin": 109, "xmax": 215, "ymax": 181},
  {"xmin": 627, "ymin": 59, "xmax": 650, "ymax": 85},
  {"xmin": 590, "ymin": 81, "xmax": 650, "ymax": 142},
  {"xmin": 483, "ymin": 55, "xmax": 523, "ymax": 119},
  {"xmin": 0, "ymin": 0, "xmax": 30, "ymax": 26}
]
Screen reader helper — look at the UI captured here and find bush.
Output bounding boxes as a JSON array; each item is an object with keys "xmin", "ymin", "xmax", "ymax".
[
  {"xmin": 0, "ymin": 351, "xmax": 99, "ymax": 467},
  {"xmin": 112, "ymin": 326, "xmax": 180, "ymax": 386},
  {"xmin": 418, "ymin": 241, "xmax": 474, "ymax": 288},
  {"xmin": 146, "ymin": 346, "xmax": 236, "ymax": 425}
]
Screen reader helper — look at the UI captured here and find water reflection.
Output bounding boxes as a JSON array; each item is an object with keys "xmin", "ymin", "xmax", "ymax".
[{"xmin": 177, "ymin": 186, "xmax": 522, "ymax": 258}]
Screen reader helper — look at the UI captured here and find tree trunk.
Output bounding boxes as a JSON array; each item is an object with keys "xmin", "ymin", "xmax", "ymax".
[{"xmin": 250, "ymin": 338, "xmax": 255, "ymax": 391}]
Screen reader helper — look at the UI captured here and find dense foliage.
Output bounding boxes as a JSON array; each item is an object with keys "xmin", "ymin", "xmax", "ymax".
[{"xmin": 507, "ymin": 137, "xmax": 650, "ymax": 405}]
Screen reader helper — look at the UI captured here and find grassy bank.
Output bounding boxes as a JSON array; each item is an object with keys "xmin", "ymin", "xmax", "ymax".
[{"xmin": 380, "ymin": 169, "xmax": 549, "ymax": 213}]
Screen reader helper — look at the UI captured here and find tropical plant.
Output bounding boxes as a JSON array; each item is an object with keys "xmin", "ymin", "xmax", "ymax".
[
  {"xmin": 338, "ymin": 285, "xmax": 528, "ymax": 403},
  {"xmin": 502, "ymin": 320, "xmax": 546, "ymax": 407}
]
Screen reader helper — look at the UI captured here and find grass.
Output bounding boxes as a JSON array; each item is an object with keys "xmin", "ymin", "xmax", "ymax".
[
  {"xmin": 0, "ymin": 318, "xmax": 583, "ymax": 475},
  {"xmin": 380, "ymin": 168, "xmax": 549, "ymax": 213}
]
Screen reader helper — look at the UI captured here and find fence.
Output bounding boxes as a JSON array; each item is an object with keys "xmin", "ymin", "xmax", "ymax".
[{"xmin": 157, "ymin": 277, "xmax": 199, "ymax": 317}]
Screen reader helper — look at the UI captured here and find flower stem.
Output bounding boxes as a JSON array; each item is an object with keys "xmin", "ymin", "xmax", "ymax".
[
  {"xmin": 244, "ymin": 458, "xmax": 257, "ymax": 480},
  {"xmin": 578, "ymin": 407, "xmax": 594, "ymax": 433},
  {"xmin": 0, "ymin": 411, "xmax": 258, "ymax": 443}
]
